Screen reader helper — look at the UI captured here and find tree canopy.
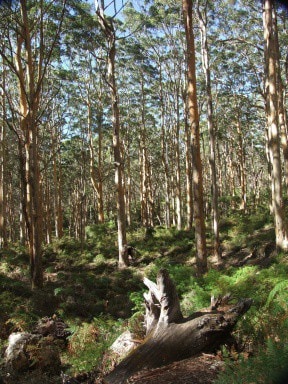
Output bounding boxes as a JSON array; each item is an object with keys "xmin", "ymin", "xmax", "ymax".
[{"xmin": 0, "ymin": 0, "xmax": 288, "ymax": 275}]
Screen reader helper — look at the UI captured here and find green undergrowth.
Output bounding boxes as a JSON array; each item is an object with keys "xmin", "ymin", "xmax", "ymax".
[
  {"xmin": 1, "ymin": 212, "xmax": 288, "ymax": 380},
  {"xmin": 61, "ymin": 316, "xmax": 125, "ymax": 375},
  {"xmin": 215, "ymin": 335, "xmax": 288, "ymax": 384}
]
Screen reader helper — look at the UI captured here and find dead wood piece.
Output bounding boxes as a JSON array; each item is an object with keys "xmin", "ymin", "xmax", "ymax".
[
  {"xmin": 4, "ymin": 332, "xmax": 61, "ymax": 373},
  {"xmin": 143, "ymin": 269, "xmax": 183, "ymax": 334},
  {"xmin": 33, "ymin": 315, "xmax": 71, "ymax": 340},
  {"xmin": 143, "ymin": 290, "xmax": 160, "ymax": 334},
  {"xmin": 103, "ymin": 269, "xmax": 252, "ymax": 384}
]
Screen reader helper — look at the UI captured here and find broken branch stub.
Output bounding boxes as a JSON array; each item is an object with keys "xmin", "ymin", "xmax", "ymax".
[{"xmin": 143, "ymin": 269, "xmax": 183, "ymax": 334}]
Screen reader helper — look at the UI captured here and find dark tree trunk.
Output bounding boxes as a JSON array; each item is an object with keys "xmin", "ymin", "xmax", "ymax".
[{"xmin": 103, "ymin": 269, "xmax": 252, "ymax": 384}]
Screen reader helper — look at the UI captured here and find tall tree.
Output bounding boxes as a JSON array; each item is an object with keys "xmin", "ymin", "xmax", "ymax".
[
  {"xmin": 0, "ymin": 0, "xmax": 66, "ymax": 288},
  {"xmin": 196, "ymin": 0, "xmax": 221, "ymax": 261},
  {"xmin": 183, "ymin": 0, "xmax": 207, "ymax": 274},
  {"xmin": 273, "ymin": 4, "xmax": 288, "ymax": 189},
  {"xmin": 95, "ymin": 0, "xmax": 128, "ymax": 268},
  {"xmin": 0, "ymin": 60, "xmax": 7, "ymax": 248},
  {"xmin": 263, "ymin": 0, "xmax": 288, "ymax": 249}
]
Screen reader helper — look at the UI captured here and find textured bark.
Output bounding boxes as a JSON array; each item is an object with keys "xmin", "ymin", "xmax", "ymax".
[{"xmin": 103, "ymin": 270, "xmax": 252, "ymax": 384}]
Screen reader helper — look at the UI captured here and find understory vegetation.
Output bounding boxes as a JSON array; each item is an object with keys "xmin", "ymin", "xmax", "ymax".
[{"xmin": 1, "ymin": 209, "xmax": 288, "ymax": 383}]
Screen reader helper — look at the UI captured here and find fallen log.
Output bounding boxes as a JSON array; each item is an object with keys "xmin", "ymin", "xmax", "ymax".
[{"xmin": 103, "ymin": 269, "xmax": 252, "ymax": 384}]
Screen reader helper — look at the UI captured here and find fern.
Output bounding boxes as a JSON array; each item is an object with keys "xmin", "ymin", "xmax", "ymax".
[
  {"xmin": 215, "ymin": 338, "xmax": 288, "ymax": 384},
  {"xmin": 265, "ymin": 281, "xmax": 288, "ymax": 309}
]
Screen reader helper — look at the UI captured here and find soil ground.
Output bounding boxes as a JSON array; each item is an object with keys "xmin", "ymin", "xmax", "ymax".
[{"xmin": 128, "ymin": 354, "xmax": 224, "ymax": 384}]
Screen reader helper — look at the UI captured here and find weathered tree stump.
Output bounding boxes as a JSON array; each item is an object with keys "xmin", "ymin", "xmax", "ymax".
[
  {"xmin": 3, "ymin": 315, "xmax": 70, "ymax": 374},
  {"xmin": 103, "ymin": 269, "xmax": 252, "ymax": 384}
]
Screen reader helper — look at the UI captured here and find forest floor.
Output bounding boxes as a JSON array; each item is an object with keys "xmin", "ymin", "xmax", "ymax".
[
  {"xmin": 1, "ymin": 218, "xmax": 287, "ymax": 384},
  {"xmin": 127, "ymin": 354, "xmax": 224, "ymax": 384},
  {"xmin": 110, "ymin": 232, "xmax": 278, "ymax": 384}
]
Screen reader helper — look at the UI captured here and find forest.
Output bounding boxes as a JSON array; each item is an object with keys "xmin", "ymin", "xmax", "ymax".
[{"xmin": 0, "ymin": 0, "xmax": 288, "ymax": 383}]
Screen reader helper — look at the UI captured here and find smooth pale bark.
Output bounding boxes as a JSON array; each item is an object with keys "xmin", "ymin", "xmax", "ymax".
[
  {"xmin": 263, "ymin": 0, "xmax": 288, "ymax": 250},
  {"xmin": 197, "ymin": 1, "xmax": 221, "ymax": 261},
  {"xmin": 185, "ymin": 122, "xmax": 193, "ymax": 230},
  {"xmin": 174, "ymin": 95, "xmax": 182, "ymax": 230},
  {"xmin": 96, "ymin": 2, "xmax": 128, "ymax": 267},
  {"xmin": 52, "ymin": 121, "xmax": 63, "ymax": 239},
  {"xmin": 79, "ymin": 57, "xmax": 105, "ymax": 224},
  {"xmin": 0, "ymin": 65, "xmax": 7, "ymax": 248},
  {"xmin": 236, "ymin": 115, "xmax": 247, "ymax": 212},
  {"xmin": 87, "ymin": 92, "xmax": 105, "ymax": 224},
  {"xmin": 17, "ymin": 1, "xmax": 43, "ymax": 288},
  {"xmin": 139, "ymin": 73, "xmax": 149, "ymax": 228},
  {"xmin": 1, "ymin": 0, "xmax": 66, "ymax": 287},
  {"xmin": 125, "ymin": 135, "xmax": 132, "ymax": 227},
  {"xmin": 139, "ymin": 71, "xmax": 154, "ymax": 228},
  {"xmin": 96, "ymin": 118, "xmax": 105, "ymax": 224},
  {"xmin": 160, "ymin": 75, "xmax": 171, "ymax": 228},
  {"xmin": 183, "ymin": 91, "xmax": 194, "ymax": 231},
  {"xmin": 183, "ymin": 0, "xmax": 207, "ymax": 274},
  {"xmin": 272, "ymin": 6, "xmax": 288, "ymax": 189}
]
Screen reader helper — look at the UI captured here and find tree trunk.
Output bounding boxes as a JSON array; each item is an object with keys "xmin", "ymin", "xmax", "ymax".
[
  {"xmin": 235, "ymin": 109, "xmax": 247, "ymax": 212},
  {"xmin": 17, "ymin": 1, "xmax": 43, "ymax": 288},
  {"xmin": 272, "ymin": 5, "xmax": 288, "ymax": 190},
  {"xmin": 96, "ymin": 3, "xmax": 128, "ymax": 267},
  {"xmin": 1, "ymin": 0, "xmax": 66, "ymax": 287},
  {"xmin": 197, "ymin": 1, "xmax": 221, "ymax": 261},
  {"xmin": 263, "ymin": 0, "xmax": 288, "ymax": 250},
  {"xmin": 87, "ymin": 93, "xmax": 105, "ymax": 224},
  {"xmin": 125, "ymin": 135, "xmax": 132, "ymax": 227},
  {"xmin": 139, "ymin": 72, "xmax": 149, "ymax": 228},
  {"xmin": 157, "ymin": 59, "xmax": 171, "ymax": 228},
  {"xmin": 183, "ymin": 0, "xmax": 207, "ymax": 274},
  {"xmin": 103, "ymin": 269, "xmax": 252, "ymax": 384},
  {"xmin": 183, "ymin": 92, "xmax": 193, "ymax": 231},
  {"xmin": 174, "ymin": 95, "xmax": 182, "ymax": 230},
  {"xmin": 52, "ymin": 120, "xmax": 63, "ymax": 239},
  {"xmin": 97, "ymin": 116, "xmax": 105, "ymax": 224},
  {"xmin": 0, "ymin": 64, "xmax": 7, "ymax": 248}
]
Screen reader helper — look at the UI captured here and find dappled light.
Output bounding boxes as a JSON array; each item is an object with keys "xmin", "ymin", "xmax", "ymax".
[{"xmin": 1, "ymin": 0, "xmax": 288, "ymax": 383}]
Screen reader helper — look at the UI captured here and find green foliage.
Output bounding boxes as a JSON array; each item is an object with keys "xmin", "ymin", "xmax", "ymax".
[
  {"xmin": 265, "ymin": 280, "xmax": 288, "ymax": 310},
  {"xmin": 220, "ymin": 210, "xmax": 274, "ymax": 249},
  {"xmin": 85, "ymin": 222, "xmax": 116, "ymax": 240},
  {"xmin": 215, "ymin": 336, "xmax": 288, "ymax": 384},
  {"xmin": 63, "ymin": 316, "xmax": 124, "ymax": 374},
  {"xmin": 129, "ymin": 291, "xmax": 145, "ymax": 314},
  {"xmin": 1, "ymin": 214, "xmax": 288, "ymax": 381},
  {"xmin": 181, "ymin": 287, "xmax": 210, "ymax": 316}
]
